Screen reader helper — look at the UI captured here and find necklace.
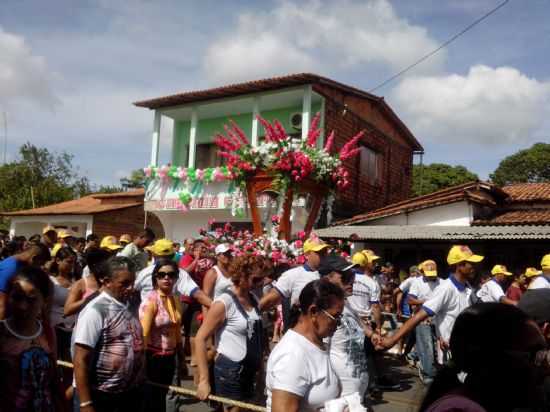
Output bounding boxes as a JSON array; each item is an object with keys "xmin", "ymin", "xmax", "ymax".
[{"xmin": 3, "ymin": 319, "xmax": 43, "ymax": 340}]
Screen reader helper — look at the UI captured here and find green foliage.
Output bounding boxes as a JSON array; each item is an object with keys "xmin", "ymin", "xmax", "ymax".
[
  {"xmin": 0, "ymin": 143, "xmax": 92, "ymax": 229},
  {"xmin": 412, "ymin": 163, "xmax": 478, "ymax": 196},
  {"xmin": 490, "ymin": 143, "xmax": 550, "ymax": 186},
  {"xmin": 120, "ymin": 169, "xmax": 146, "ymax": 189}
]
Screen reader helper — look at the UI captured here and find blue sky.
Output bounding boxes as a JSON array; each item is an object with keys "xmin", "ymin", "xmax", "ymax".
[{"xmin": 1, "ymin": 0, "xmax": 549, "ymax": 186}]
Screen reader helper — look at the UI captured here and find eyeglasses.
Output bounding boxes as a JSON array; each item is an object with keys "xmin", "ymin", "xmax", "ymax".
[
  {"xmin": 156, "ymin": 271, "xmax": 178, "ymax": 279},
  {"xmin": 321, "ymin": 309, "xmax": 342, "ymax": 326}
]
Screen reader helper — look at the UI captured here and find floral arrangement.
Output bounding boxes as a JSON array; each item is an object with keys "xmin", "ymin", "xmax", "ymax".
[
  {"xmin": 143, "ymin": 113, "xmax": 364, "ymax": 208},
  {"xmin": 198, "ymin": 219, "xmax": 351, "ymax": 267}
]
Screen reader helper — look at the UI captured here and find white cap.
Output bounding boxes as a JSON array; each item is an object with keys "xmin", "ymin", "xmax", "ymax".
[{"xmin": 215, "ymin": 244, "xmax": 231, "ymax": 255}]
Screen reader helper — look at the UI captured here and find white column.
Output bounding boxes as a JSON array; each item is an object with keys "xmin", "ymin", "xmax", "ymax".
[
  {"xmin": 301, "ymin": 85, "xmax": 312, "ymax": 140},
  {"xmin": 188, "ymin": 107, "xmax": 198, "ymax": 168},
  {"xmin": 251, "ymin": 97, "xmax": 260, "ymax": 146},
  {"xmin": 150, "ymin": 110, "xmax": 161, "ymax": 166},
  {"xmin": 9, "ymin": 219, "xmax": 16, "ymax": 238}
]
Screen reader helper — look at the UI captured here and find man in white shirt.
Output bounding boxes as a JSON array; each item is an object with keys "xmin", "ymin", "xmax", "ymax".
[
  {"xmin": 259, "ymin": 238, "xmax": 328, "ymax": 310},
  {"xmin": 528, "ymin": 254, "xmax": 550, "ymax": 290},
  {"xmin": 394, "ymin": 265, "xmax": 422, "ymax": 319},
  {"xmin": 379, "ymin": 245, "xmax": 484, "ymax": 365},
  {"xmin": 407, "ymin": 260, "xmax": 441, "ymax": 384},
  {"xmin": 134, "ymin": 238, "xmax": 211, "ymax": 308},
  {"xmin": 477, "ymin": 264, "xmax": 517, "ymax": 305}
]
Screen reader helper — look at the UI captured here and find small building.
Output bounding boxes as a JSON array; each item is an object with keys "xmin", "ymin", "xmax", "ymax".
[
  {"xmin": 2, "ymin": 189, "xmax": 164, "ymax": 240},
  {"xmin": 134, "ymin": 73, "xmax": 423, "ymax": 240},
  {"xmin": 317, "ymin": 182, "xmax": 550, "ymax": 274}
]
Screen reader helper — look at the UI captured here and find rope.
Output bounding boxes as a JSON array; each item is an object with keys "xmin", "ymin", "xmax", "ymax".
[{"xmin": 57, "ymin": 360, "xmax": 267, "ymax": 412}]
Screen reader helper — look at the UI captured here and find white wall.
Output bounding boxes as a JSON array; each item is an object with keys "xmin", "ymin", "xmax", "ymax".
[
  {"xmin": 369, "ymin": 201, "xmax": 472, "ymax": 226},
  {"xmin": 9, "ymin": 215, "xmax": 94, "ymax": 238}
]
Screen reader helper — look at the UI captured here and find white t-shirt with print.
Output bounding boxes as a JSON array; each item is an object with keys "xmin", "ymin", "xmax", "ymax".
[
  {"xmin": 329, "ymin": 302, "xmax": 368, "ymax": 397},
  {"xmin": 266, "ymin": 329, "xmax": 340, "ymax": 412},
  {"xmin": 274, "ymin": 265, "xmax": 320, "ymax": 306},
  {"xmin": 346, "ymin": 274, "xmax": 380, "ymax": 318},
  {"xmin": 214, "ymin": 292, "xmax": 260, "ymax": 362},
  {"xmin": 134, "ymin": 264, "xmax": 199, "ymax": 301},
  {"xmin": 409, "ymin": 277, "xmax": 441, "ymax": 302},
  {"xmin": 476, "ymin": 279, "xmax": 505, "ymax": 302},
  {"xmin": 422, "ymin": 276, "xmax": 472, "ymax": 343},
  {"xmin": 529, "ymin": 276, "xmax": 550, "ymax": 290}
]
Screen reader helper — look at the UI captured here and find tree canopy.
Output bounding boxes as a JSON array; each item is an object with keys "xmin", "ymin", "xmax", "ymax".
[
  {"xmin": 412, "ymin": 163, "xmax": 478, "ymax": 197},
  {"xmin": 490, "ymin": 143, "xmax": 550, "ymax": 186}
]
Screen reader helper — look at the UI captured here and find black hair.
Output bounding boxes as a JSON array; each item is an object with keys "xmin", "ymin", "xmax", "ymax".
[
  {"xmin": 139, "ymin": 228, "xmax": 155, "ymax": 241},
  {"xmin": 420, "ymin": 303, "xmax": 533, "ymax": 412},
  {"xmin": 86, "ymin": 233, "xmax": 99, "ymax": 242},
  {"xmin": 29, "ymin": 234, "xmax": 41, "ymax": 243},
  {"xmin": 84, "ymin": 247, "xmax": 111, "ymax": 283},
  {"xmin": 76, "ymin": 237, "xmax": 86, "ymax": 245},
  {"xmin": 29, "ymin": 242, "xmax": 52, "ymax": 264},
  {"xmin": 288, "ymin": 278, "xmax": 345, "ymax": 328},
  {"xmin": 9, "ymin": 266, "xmax": 51, "ymax": 300},
  {"xmin": 97, "ymin": 256, "xmax": 136, "ymax": 282},
  {"xmin": 50, "ymin": 247, "xmax": 77, "ymax": 276},
  {"xmin": 151, "ymin": 259, "xmax": 179, "ymax": 288}
]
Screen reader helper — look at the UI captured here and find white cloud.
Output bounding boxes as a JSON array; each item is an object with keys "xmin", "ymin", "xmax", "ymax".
[
  {"xmin": 392, "ymin": 65, "xmax": 550, "ymax": 145},
  {"xmin": 204, "ymin": 0, "xmax": 443, "ymax": 84},
  {"xmin": 0, "ymin": 26, "xmax": 60, "ymax": 109}
]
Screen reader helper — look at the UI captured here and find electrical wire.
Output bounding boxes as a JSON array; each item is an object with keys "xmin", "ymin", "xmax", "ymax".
[{"xmin": 368, "ymin": 0, "xmax": 510, "ymax": 93}]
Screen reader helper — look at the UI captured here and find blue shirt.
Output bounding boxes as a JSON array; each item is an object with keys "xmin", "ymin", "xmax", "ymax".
[{"xmin": 0, "ymin": 257, "xmax": 22, "ymax": 292}]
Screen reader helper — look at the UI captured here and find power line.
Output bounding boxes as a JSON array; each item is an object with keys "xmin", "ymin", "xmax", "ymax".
[{"xmin": 368, "ymin": 0, "xmax": 510, "ymax": 93}]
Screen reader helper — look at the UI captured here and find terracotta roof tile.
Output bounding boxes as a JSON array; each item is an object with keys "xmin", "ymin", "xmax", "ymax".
[
  {"xmin": 503, "ymin": 183, "xmax": 550, "ymax": 202},
  {"xmin": 1, "ymin": 189, "xmax": 144, "ymax": 216},
  {"xmin": 334, "ymin": 181, "xmax": 506, "ymax": 226},
  {"xmin": 473, "ymin": 209, "xmax": 550, "ymax": 226}
]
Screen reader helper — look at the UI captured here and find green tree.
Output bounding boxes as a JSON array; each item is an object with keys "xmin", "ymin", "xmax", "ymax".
[
  {"xmin": 412, "ymin": 163, "xmax": 478, "ymax": 196},
  {"xmin": 0, "ymin": 143, "xmax": 91, "ymax": 228},
  {"xmin": 490, "ymin": 143, "xmax": 550, "ymax": 186},
  {"xmin": 120, "ymin": 168, "xmax": 146, "ymax": 190}
]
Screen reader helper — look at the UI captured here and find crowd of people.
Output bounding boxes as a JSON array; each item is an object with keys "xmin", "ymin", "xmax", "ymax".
[{"xmin": 0, "ymin": 226, "xmax": 550, "ymax": 412}]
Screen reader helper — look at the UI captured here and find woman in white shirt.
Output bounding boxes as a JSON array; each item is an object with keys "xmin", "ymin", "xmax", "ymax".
[
  {"xmin": 202, "ymin": 243, "xmax": 233, "ymax": 302},
  {"xmin": 195, "ymin": 254, "xmax": 266, "ymax": 411},
  {"xmin": 266, "ymin": 278, "xmax": 345, "ymax": 412}
]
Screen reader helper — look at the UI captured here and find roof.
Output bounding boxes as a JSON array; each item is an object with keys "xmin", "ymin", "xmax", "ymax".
[
  {"xmin": 334, "ymin": 181, "xmax": 508, "ymax": 226},
  {"xmin": 316, "ymin": 225, "xmax": 550, "ymax": 241},
  {"xmin": 133, "ymin": 73, "xmax": 422, "ymax": 151},
  {"xmin": 473, "ymin": 209, "xmax": 550, "ymax": 226},
  {"xmin": 2, "ymin": 189, "xmax": 144, "ymax": 216},
  {"xmin": 502, "ymin": 183, "xmax": 550, "ymax": 202}
]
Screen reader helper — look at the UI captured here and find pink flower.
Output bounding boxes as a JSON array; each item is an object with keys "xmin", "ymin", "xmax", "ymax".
[
  {"xmin": 177, "ymin": 167, "xmax": 187, "ymax": 180},
  {"xmin": 196, "ymin": 169, "xmax": 204, "ymax": 180},
  {"xmin": 295, "ymin": 255, "xmax": 306, "ymax": 264},
  {"xmin": 294, "ymin": 240, "xmax": 303, "ymax": 248},
  {"xmin": 144, "ymin": 167, "xmax": 153, "ymax": 178},
  {"xmin": 297, "ymin": 231, "xmax": 306, "ymax": 240},
  {"xmin": 271, "ymin": 215, "xmax": 280, "ymax": 224},
  {"xmin": 158, "ymin": 165, "xmax": 169, "ymax": 180},
  {"xmin": 208, "ymin": 218, "xmax": 216, "ymax": 226}
]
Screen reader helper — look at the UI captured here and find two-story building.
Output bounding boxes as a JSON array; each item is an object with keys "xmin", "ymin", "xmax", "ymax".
[{"xmin": 134, "ymin": 73, "xmax": 423, "ymax": 241}]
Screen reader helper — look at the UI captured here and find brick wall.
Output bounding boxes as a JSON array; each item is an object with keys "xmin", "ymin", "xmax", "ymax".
[
  {"xmin": 92, "ymin": 206, "xmax": 165, "ymax": 240},
  {"xmin": 317, "ymin": 87, "xmax": 414, "ymax": 218}
]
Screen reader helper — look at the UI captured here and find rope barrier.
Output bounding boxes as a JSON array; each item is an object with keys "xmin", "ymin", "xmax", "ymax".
[{"xmin": 57, "ymin": 360, "xmax": 267, "ymax": 412}]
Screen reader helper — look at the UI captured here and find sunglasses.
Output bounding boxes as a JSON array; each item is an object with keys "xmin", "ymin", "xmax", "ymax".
[
  {"xmin": 156, "ymin": 271, "xmax": 178, "ymax": 280},
  {"xmin": 321, "ymin": 309, "xmax": 343, "ymax": 326}
]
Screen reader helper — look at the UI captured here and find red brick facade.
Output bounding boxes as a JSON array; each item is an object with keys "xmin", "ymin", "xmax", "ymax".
[
  {"xmin": 92, "ymin": 206, "xmax": 165, "ymax": 240},
  {"xmin": 317, "ymin": 85, "xmax": 416, "ymax": 218}
]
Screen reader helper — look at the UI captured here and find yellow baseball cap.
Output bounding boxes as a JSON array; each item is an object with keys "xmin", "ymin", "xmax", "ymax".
[
  {"xmin": 100, "ymin": 236, "xmax": 123, "ymax": 251},
  {"xmin": 419, "ymin": 260, "xmax": 438, "ymax": 277},
  {"xmin": 491, "ymin": 264, "xmax": 513, "ymax": 276},
  {"xmin": 57, "ymin": 229, "xmax": 75, "ymax": 239},
  {"xmin": 42, "ymin": 225, "xmax": 57, "ymax": 235},
  {"xmin": 362, "ymin": 249, "xmax": 380, "ymax": 264},
  {"xmin": 119, "ymin": 234, "xmax": 132, "ymax": 244},
  {"xmin": 352, "ymin": 252, "xmax": 367, "ymax": 267},
  {"xmin": 447, "ymin": 245, "xmax": 484, "ymax": 265},
  {"xmin": 541, "ymin": 254, "xmax": 550, "ymax": 270},
  {"xmin": 51, "ymin": 243, "xmax": 62, "ymax": 257},
  {"xmin": 149, "ymin": 238, "xmax": 175, "ymax": 256},
  {"xmin": 303, "ymin": 238, "xmax": 329, "ymax": 254},
  {"xmin": 524, "ymin": 267, "xmax": 543, "ymax": 278}
]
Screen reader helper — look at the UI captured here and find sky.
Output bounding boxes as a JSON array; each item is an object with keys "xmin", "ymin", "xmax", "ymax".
[{"xmin": 1, "ymin": 0, "xmax": 549, "ymax": 186}]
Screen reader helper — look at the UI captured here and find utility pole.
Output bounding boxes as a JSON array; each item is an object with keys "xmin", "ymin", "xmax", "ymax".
[{"xmin": 2, "ymin": 111, "xmax": 7, "ymax": 164}]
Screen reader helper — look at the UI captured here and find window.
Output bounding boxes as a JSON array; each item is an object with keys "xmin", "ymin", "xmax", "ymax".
[
  {"xmin": 360, "ymin": 146, "xmax": 380, "ymax": 185},
  {"xmin": 195, "ymin": 143, "xmax": 224, "ymax": 169}
]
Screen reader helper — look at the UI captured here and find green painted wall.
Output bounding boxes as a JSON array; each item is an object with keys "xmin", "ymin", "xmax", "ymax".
[{"xmin": 172, "ymin": 103, "xmax": 322, "ymax": 166}]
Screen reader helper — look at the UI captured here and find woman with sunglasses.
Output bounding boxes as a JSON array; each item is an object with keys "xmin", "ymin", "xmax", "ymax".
[
  {"xmin": 195, "ymin": 254, "xmax": 265, "ymax": 411},
  {"xmin": 266, "ymin": 278, "xmax": 345, "ymax": 412},
  {"xmin": 139, "ymin": 259, "xmax": 185, "ymax": 412}
]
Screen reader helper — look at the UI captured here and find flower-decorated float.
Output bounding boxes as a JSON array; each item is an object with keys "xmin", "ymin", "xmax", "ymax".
[{"xmin": 144, "ymin": 113, "xmax": 363, "ymax": 241}]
